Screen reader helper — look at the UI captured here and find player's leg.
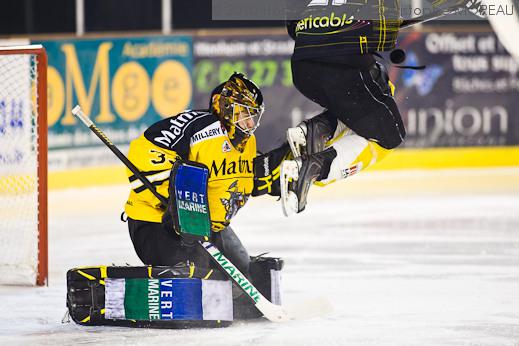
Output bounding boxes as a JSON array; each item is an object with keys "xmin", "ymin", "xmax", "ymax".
[
  {"xmin": 213, "ymin": 226, "xmax": 251, "ymax": 275},
  {"xmin": 317, "ymin": 131, "xmax": 392, "ymax": 185},
  {"xmin": 288, "ymin": 59, "xmax": 404, "ymax": 156},
  {"xmin": 281, "ymin": 130, "xmax": 391, "ymax": 214},
  {"xmin": 128, "ymin": 218, "xmax": 210, "ymax": 267},
  {"xmin": 212, "ymin": 226, "xmax": 258, "ymax": 318},
  {"xmin": 282, "ymin": 61, "xmax": 405, "ymax": 215},
  {"xmin": 317, "ymin": 61, "xmax": 403, "ymax": 184},
  {"xmin": 288, "ymin": 59, "xmax": 340, "ymax": 158},
  {"xmin": 127, "ymin": 217, "xmax": 253, "ymax": 277}
]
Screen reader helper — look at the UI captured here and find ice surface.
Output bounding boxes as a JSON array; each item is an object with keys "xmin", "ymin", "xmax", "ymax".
[{"xmin": 1, "ymin": 168, "xmax": 518, "ymax": 346}]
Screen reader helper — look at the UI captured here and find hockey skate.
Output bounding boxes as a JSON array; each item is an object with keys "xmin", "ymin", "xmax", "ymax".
[
  {"xmin": 280, "ymin": 148, "xmax": 336, "ymax": 216},
  {"xmin": 286, "ymin": 116, "xmax": 334, "ymax": 158}
]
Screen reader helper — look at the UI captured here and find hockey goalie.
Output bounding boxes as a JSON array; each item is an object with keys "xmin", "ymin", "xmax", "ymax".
[{"xmin": 67, "ymin": 73, "xmax": 284, "ymax": 328}]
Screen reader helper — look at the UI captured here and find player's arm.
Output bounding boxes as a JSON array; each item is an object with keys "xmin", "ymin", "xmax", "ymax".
[
  {"xmin": 126, "ymin": 135, "xmax": 181, "ymax": 211},
  {"xmin": 126, "ymin": 114, "xmax": 195, "ymax": 218},
  {"xmin": 252, "ymin": 143, "xmax": 291, "ymax": 197},
  {"xmin": 137, "ymin": 113, "xmax": 205, "ymax": 199}
]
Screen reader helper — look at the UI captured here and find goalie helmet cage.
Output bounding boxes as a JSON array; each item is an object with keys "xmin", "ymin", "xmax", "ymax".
[{"xmin": 0, "ymin": 45, "xmax": 48, "ymax": 286}]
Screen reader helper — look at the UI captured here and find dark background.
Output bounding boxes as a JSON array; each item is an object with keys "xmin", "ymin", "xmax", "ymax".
[
  {"xmin": 0, "ymin": 0, "xmax": 483, "ymax": 35},
  {"xmin": 0, "ymin": 0, "xmax": 282, "ymax": 35}
]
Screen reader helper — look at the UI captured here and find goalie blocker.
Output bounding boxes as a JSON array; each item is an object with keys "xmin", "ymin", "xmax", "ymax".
[{"xmin": 67, "ymin": 161, "xmax": 284, "ymax": 328}]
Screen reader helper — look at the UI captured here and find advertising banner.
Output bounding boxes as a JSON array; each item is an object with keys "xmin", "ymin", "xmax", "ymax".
[
  {"xmin": 39, "ymin": 31, "xmax": 518, "ymax": 171},
  {"xmin": 391, "ymin": 31, "xmax": 519, "ymax": 148},
  {"xmin": 193, "ymin": 31, "xmax": 519, "ymax": 151},
  {"xmin": 192, "ymin": 36, "xmax": 321, "ymax": 152},
  {"xmin": 105, "ymin": 278, "xmax": 232, "ymax": 321},
  {"xmin": 39, "ymin": 36, "xmax": 193, "ymax": 169}
]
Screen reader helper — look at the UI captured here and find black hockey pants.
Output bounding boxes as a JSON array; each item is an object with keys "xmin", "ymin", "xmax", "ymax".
[
  {"xmin": 291, "ymin": 58, "xmax": 406, "ymax": 149},
  {"xmin": 128, "ymin": 218, "xmax": 251, "ymax": 275}
]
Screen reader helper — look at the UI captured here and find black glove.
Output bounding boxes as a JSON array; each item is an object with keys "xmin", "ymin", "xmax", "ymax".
[{"xmin": 252, "ymin": 143, "xmax": 291, "ymax": 197}]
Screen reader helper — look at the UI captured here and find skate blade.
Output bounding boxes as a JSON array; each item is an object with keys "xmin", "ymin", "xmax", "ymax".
[
  {"xmin": 280, "ymin": 161, "xmax": 300, "ymax": 217},
  {"xmin": 286, "ymin": 126, "xmax": 306, "ymax": 158},
  {"xmin": 281, "ymin": 191, "xmax": 299, "ymax": 217}
]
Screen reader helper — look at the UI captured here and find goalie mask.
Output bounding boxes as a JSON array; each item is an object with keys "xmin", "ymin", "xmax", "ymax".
[{"xmin": 210, "ymin": 73, "xmax": 264, "ymax": 152}]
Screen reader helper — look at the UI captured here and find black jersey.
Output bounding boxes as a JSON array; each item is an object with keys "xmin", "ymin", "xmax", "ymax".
[
  {"xmin": 286, "ymin": 0, "xmax": 401, "ymax": 60},
  {"xmin": 286, "ymin": 0, "xmax": 469, "ymax": 60}
]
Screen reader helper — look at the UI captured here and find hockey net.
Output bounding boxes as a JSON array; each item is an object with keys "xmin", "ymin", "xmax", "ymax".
[{"xmin": 0, "ymin": 45, "xmax": 47, "ymax": 286}]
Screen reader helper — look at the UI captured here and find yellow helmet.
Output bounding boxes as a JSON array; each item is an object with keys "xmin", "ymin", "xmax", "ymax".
[{"xmin": 210, "ymin": 73, "xmax": 264, "ymax": 151}]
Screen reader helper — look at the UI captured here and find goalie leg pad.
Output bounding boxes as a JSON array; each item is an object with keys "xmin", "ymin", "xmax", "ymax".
[
  {"xmin": 233, "ymin": 255, "xmax": 284, "ymax": 320},
  {"xmin": 67, "ymin": 264, "xmax": 233, "ymax": 328},
  {"xmin": 250, "ymin": 255, "xmax": 284, "ymax": 306},
  {"xmin": 67, "ymin": 259, "xmax": 285, "ymax": 326}
]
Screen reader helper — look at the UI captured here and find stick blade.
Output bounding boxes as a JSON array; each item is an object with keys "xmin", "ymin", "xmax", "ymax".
[
  {"xmin": 284, "ymin": 297, "xmax": 334, "ymax": 321},
  {"xmin": 258, "ymin": 297, "xmax": 333, "ymax": 322}
]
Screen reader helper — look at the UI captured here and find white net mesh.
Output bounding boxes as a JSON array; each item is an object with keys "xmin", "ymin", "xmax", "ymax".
[{"xmin": 0, "ymin": 53, "xmax": 40, "ymax": 285}]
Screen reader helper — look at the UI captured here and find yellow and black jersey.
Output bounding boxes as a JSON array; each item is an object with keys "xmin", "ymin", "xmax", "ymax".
[
  {"xmin": 286, "ymin": 0, "xmax": 469, "ymax": 59},
  {"xmin": 125, "ymin": 110, "xmax": 256, "ymax": 232},
  {"xmin": 286, "ymin": 0, "xmax": 401, "ymax": 59}
]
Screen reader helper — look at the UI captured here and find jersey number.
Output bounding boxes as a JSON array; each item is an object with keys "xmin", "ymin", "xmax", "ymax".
[{"xmin": 150, "ymin": 149, "xmax": 175, "ymax": 165}]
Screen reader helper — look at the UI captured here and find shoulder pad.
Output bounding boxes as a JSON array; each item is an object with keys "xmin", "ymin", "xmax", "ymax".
[{"xmin": 145, "ymin": 110, "xmax": 217, "ymax": 150}]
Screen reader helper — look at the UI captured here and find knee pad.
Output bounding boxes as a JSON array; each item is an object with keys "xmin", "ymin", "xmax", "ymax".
[
  {"xmin": 321, "ymin": 133, "xmax": 370, "ymax": 184},
  {"xmin": 319, "ymin": 132, "xmax": 391, "ymax": 184}
]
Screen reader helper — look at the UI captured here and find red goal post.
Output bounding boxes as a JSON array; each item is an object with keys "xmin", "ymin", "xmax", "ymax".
[{"xmin": 0, "ymin": 45, "xmax": 47, "ymax": 286}]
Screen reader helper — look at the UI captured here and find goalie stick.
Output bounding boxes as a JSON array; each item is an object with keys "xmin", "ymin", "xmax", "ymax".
[{"xmin": 71, "ymin": 105, "xmax": 296, "ymax": 322}]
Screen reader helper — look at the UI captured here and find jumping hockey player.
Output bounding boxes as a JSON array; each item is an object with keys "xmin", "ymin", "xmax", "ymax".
[
  {"xmin": 124, "ymin": 73, "xmax": 278, "ymax": 311},
  {"xmin": 269, "ymin": 0, "xmax": 484, "ymax": 215},
  {"xmin": 248, "ymin": 0, "xmax": 406, "ymax": 215}
]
